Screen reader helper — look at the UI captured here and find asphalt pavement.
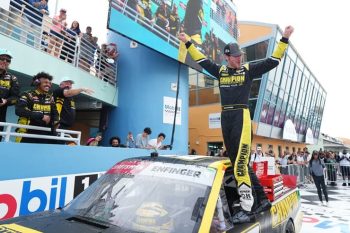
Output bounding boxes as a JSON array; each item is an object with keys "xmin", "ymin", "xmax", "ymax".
[{"xmin": 300, "ymin": 183, "xmax": 350, "ymax": 233}]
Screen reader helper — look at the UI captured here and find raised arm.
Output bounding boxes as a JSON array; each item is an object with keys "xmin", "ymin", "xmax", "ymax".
[{"xmin": 248, "ymin": 26, "xmax": 294, "ymax": 78}]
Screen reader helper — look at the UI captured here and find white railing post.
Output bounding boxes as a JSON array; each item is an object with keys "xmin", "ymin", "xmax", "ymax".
[
  {"xmin": 0, "ymin": 122, "xmax": 81, "ymax": 145},
  {"xmin": 4, "ymin": 124, "xmax": 12, "ymax": 142}
]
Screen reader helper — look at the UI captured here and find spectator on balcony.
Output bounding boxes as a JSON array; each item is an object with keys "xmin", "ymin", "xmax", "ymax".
[
  {"xmin": 100, "ymin": 43, "xmax": 118, "ymax": 81},
  {"xmin": 79, "ymin": 26, "xmax": 96, "ymax": 72},
  {"xmin": 53, "ymin": 77, "xmax": 93, "ymax": 131},
  {"xmin": 26, "ymin": 0, "xmax": 49, "ymax": 27},
  {"xmin": 126, "ymin": 131, "xmax": 136, "ymax": 148},
  {"xmin": 148, "ymin": 133, "xmax": 166, "ymax": 150},
  {"xmin": 86, "ymin": 132, "xmax": 102, "ymax": 146},
  {"xmin": 0, "ymin": 49, "xmax": 20, "ymax": 141},
  {"xmin": 109, "ymin": 136, "xmax": 121, "ymax": 147},
  {"xmin": 135, "ymin": 127, "xmax": 152, "ymax": 149},
  {"xmin": 15, "ymin": 72, "xmax": 59, "ymax": 144},
  {"xmin": 96, "ymin": 43, "xmax": 108, "ymax": 78},
  {"xmin": 47, "ymin": 8, "xmax": 67, "ymax": 57},
  {"xmin": 60, "ymin": 20, "xmax": 81, "ymax": 63}
]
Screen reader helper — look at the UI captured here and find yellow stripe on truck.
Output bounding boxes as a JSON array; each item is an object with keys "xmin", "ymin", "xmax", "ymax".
[
  {"xmin": 0, "ymin": 224, "xmax": 42, "ymax": 233},
  {"xmin": 198, "ymin": 161, "xmax": 227, "ymax": 233}
]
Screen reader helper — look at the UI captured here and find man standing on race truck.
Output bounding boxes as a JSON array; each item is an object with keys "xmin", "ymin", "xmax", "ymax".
[
  {"xmin": 0, "ymin": 49, "xmax": 20, "ymax": 141},
  {"xmin": 178, "ymin": 25, "xmax": 294, "ymax": 223}
]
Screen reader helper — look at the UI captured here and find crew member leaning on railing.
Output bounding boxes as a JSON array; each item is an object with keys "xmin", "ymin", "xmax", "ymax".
[
  {"xmin": 15, "ymin": 72, "xmax": 59, "ymax": 144},
  {"xmin": 0, "ymin": 49, "xmax": 20, "ymax": 142}
]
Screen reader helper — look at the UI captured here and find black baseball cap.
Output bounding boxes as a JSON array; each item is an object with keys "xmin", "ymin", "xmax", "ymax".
[{"xmin": 224, "ymin": 43, "xmax": 242, "ymax": 57}]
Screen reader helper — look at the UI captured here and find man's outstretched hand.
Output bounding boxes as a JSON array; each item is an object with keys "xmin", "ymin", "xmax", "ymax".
[
  {"xmin": 178, "ymin": 33, "xmax": 189, "ymax": 43},
  {"xmin": 283, "ymin": 25, "xmax": 294, "ymax": 39}
]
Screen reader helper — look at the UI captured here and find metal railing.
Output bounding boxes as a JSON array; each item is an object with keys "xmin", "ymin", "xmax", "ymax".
[
  {"xmin": 0, "ymin": 2, "xmax": 117, "ymax": 86},
  {"xmin": 111, "ymin": 0, "xmax": 179, "ymax": 47},
  {"xmin": 0, "ymin": 122, "xmax": 81, "ymax": 145},
  {"xmin": 276, "ymin": 162, "xmax": 350, "ymax": 188},
  {"xmin": 209, "ymin": 8, "xmax": 237, "ymax": 38}
]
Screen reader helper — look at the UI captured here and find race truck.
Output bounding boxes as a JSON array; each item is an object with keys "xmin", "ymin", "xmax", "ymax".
[{"xmin": 0, "ymin": 155, "xmax": 302, "ymax": 233}]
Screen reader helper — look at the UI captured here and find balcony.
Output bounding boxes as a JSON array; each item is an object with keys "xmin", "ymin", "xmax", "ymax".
[{"xmin": 0, "ymin": 2, "xmax": 118, "ymax": 106}]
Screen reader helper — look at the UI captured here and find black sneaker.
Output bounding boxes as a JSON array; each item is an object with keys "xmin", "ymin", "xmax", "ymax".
[
  {"xmin": 254, "ymin": 199, "xmax": 272, "ymax": 213},
  {"xmin": 348, "ymin": 183, "xmax": 350, "ymax": 186},
  {"xmin": 342, "ymin": 183, "xmax": 347, "ymax": 186},
  {"xmin": 232, "ymin": 209, "xmax": 255, "ymax": 224}
]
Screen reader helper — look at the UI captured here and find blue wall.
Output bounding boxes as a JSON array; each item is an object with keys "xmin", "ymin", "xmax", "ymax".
[
  {"xmin": 104, "ymin": 32, "xmax": 189, "ymax": 154},
  {"xmin": 0, "ymin": 143, "xmax": 181, "ymax": 181}
]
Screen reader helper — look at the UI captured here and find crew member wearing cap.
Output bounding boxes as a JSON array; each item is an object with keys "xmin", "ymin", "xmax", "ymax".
[
  {"xmin": 53, "ymin": 77, "xmax": 93, "ymax": 130},
  {"xmin": 15, "ymin": 72, "xmax": 58, "ymax": 144},
  {"xmin": 0, "ymin": 49, "xmax": 20, "ymax": 141},
  {"xmin": 178, "ymin": 26, "xmax": 294, "ymax": 223}
]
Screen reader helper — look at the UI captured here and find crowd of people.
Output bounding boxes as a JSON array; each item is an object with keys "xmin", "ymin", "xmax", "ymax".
[
  {"xmin": 86, "ymin": 127, "xmax": 170, "ymax": 151},
  {"xmin": 1, "ymin": 48, "xmax": 171, "ymax": 149},
  {"xmin": 0, "ymin": 48, "xmax": 94, "ymax": 144},
  {"xmin": 0, "ymin": 48, "xmax": 168, "ymax": 150},
  {"xmin": 1, "ymin": 0, "xmax": 118, "ymax": 82}
]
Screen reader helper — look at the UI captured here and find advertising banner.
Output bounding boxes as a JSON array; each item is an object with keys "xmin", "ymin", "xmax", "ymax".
[
  {"xmin": 208, "ymin": 112, "xmax": 221, "ymax": 129},
  {"xmin": 163, "ymin": 96, "xmax": 182, "ymax": 125},
  {"xmin": 0, "ymin": 172, "xmax": 104, "ymax": 220},
  {"xmin": 108, "ymin": 0, "xmax": 238, "ymax": 71}
]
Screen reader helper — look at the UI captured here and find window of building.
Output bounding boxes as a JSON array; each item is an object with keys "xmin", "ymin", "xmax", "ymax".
[
  {"xmin": 243, "ymin": 40, "xmax": 269, "ymax": 62},
  {"xmin": 250, "ymin": 78, "xmax": 262, "ymax": 98},
  {"xmin": 207, "ymin": 142, "xmax": 223, "ymax": 156}
]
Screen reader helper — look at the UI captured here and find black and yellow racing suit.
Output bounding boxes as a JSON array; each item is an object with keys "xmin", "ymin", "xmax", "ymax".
[
  {"xmin": 137, "ymin": 0, "xmax": 152, "ymax": 20},
  {"xmin": 168, "ymin": 11, "xmax": 179, "ymax": 37},
  {"xmin": 0, "ymin": 71, "xmax": 20, "ymax": 140},
  {"xmin": 155, "ymin": 5, "xmax": 170, "ymax": 31},
  {"xmin": 53, "ymin": 87, "xmax": 76, "ymax": 129},
  {"xmin": 185, "ymin": 38, "xmax": 289, "ymax": 212},
  {"xmin": 15, "ymin": 89, "xmax": 59, "ymax": 144}
]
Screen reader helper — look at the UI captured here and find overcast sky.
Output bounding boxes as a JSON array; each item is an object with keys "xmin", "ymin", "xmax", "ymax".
[
  {"xmin": 234, "ymin": 0, "xmax": 350, "ymax": 139},
  {"xmin": 48, "ymin": 0, "xmax": 350, "ymax": 139}
]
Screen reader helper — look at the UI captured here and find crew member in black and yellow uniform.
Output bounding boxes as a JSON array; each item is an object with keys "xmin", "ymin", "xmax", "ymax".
[
  {"xmin": 15, "ymin": 72, "xmax": 59, "ymax": 144},
  {"xmin": 178, "ymin": 26, "xmax": 294, "ymax": 224},
  {"xmin": 137, "ymin": 0, "xmax": 152, "ymax": 21},
  {"xmin": 168, "ymin": 4, "xmax": 179, "ymax": 37},
  {"xmin": 53, "ymin": 77, "xmax": 93, "ymax": 130},
  {"xmin": 155, "ymin": 1, "xmax": 170, "ymax": 34},
  {"xmin": 0, "ymin": 49, "xmax": 20, "ymax": 141},
  {"xmin": 178, "ymin": 0, "xmax": 203, "ymax": 64}
]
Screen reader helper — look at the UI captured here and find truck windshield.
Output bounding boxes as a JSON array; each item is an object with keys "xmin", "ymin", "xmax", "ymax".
[{"xmin": 64, "ymin": 160, "xmax": 216, "ymax": 232}]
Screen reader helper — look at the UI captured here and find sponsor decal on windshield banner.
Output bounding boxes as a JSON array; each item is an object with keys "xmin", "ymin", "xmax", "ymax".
[
  {"xmin": 139, "ymin": 162, "xmax": 216, "ymax": 186},
  {"xmin": 107, "ymin": 160, "xmax": 151, "ymax": 175},
  {"xmin": 0, "ymin": 172, "xmax": 103, "ymax": 220}
]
